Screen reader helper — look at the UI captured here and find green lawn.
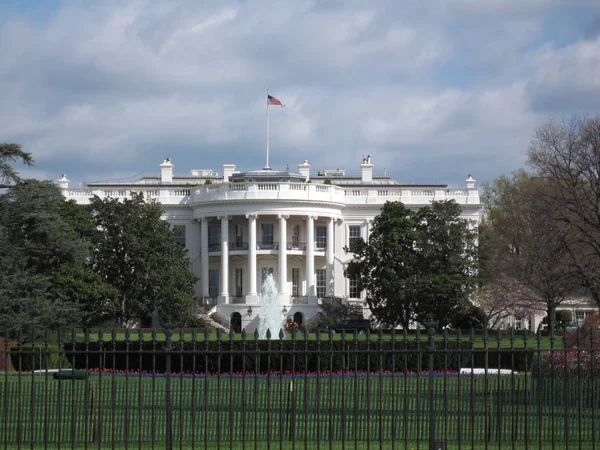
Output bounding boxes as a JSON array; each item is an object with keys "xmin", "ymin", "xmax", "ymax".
[{"xmin": 1, "ymin": 373, "xmax": 596, "ymax": 447}]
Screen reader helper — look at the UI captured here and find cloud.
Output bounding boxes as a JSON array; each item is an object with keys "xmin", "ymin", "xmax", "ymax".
[
  {"xmin": 0, "ymin": 0, "xmax": 598, "ymax": 188},
  {"xmin": 525, "ymin": 37, "xmax": 600, "ymax": 113}
]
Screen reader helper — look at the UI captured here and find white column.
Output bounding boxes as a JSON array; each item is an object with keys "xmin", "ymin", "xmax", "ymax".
[
  {"xmin": 333, "ymin": 219, "xmax": 344, "ymax": 298},
  {"xmin": 200, "ymin": 217, "xmax": 209, "ymax": 298},
  {"xmin": 278, "ymin": 214, "xmax": 289, "ymax": 300},
  {"xmin": 366, "ymin": 219, "xmax": 373, "ymax": 243},
  {"xmin": 247, "ymin": 214, "xmax": 258, "ymax": 297},
  {"xmin": 306, "ymin": 215, "xmax": 316, "ymax": 299},
  {"xmin": 326, "ymin": 217, "xmax": 334, "ymax": 296},
  {"xmin": 219, "ymin": 215, "xmax": 229, "ymax": 303},
  {"xmin": 186, "ymin": 220, "xmax": 201, "ymax": 298}
]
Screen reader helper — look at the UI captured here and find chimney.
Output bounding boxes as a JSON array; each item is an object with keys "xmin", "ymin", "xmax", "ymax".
[
  {"xmin": 160, "ymin": 158, "xmax": 173, "ymax": 183},
  {"xmin": 298, "ymin": 160, "xmax": 310, "ymax": 182},
  {"xmin": 222, "ymin": 164, "xmax": 236, "ymax": 182},
  {"xmin": 465, "ymin": 174, "xmax": 476, "ymax": 189},
  {"xmin": 360, "ymin": 154, "xmax": 373, "ymax": 183},
  {"xmin": 57, "ymin": 174, "xmax": 69, "ymax": 190}
]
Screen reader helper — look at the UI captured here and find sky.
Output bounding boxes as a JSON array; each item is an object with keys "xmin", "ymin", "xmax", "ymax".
[{"xmin": 1, "ymin": 0, "xmax": 600, "ymax": 188}]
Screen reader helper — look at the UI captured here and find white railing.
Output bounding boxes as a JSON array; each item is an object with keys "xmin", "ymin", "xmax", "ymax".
[
  {"xmin": 63, "ymin": 184, "xmax": 479, "ymax": 206},
  {"xmin": 444, "ymin": 189, "xmax": 467, "ymax": 196},
  {"xmin": 193, "ymin": 182, "xmax": 344, "ymax": 204},
  {"xmin": 344, "ymin": 189, "xmax": 366, "ymax": 197}
]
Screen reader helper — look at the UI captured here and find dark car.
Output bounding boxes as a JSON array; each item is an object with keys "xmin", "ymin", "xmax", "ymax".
[{"xmin": 328, "ymin": 319, "xmax": 373, "ymax": 334}]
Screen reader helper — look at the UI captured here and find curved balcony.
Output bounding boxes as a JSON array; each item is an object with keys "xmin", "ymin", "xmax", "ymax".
[{"xmin": 192, "ymin": 182, "xmax": 345, "ymax": 205}]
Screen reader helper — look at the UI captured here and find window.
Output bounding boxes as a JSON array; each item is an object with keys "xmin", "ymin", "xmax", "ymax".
[
  {"xmin": 262, "ymin": 267, "xmax": 274, "ymax": 286},
  {"xmin": 316, "ymin": 226, "xmax": 327, "ymax": 250},
  {"xmin": 235, "ymin": 268, "xmax": 243, "ymax": 297},
  {"xmin": 209, "ymin": 269, "xmax": 220, "ymax": 299},
  {"xmin": 262, "ymin": 223, "xmax": 274, "ymax": 247},
  {"xmin": 291, "ymin": 268, "xmax": 300, "ymax": 296},
  {"xmin": 208, "ymin": 224, "xmax": 220, "ymax": 251},
  {"xmin": 348, "ymin": 226, "xmax": 361, "ymax": 248},
  {"xmin": 235, "ymin": 224, "xmax": 243, "ymax": 248},
  {"xmin": 172, "ymin": 225, "xmax": 186, "ymax": 247},
  {"xmin": 515, "ymin": 317, "xmax": 529, "ymax": 330},
  {"xmin": 316, "ymin": 269, "xmax": 326, "ymax": 298},
  {"xmin": 575, "ymin": 311, "xmax": 587, "ymax": 321},
  {"xmin": 349, "ymin": 275, "xmax": 361, "ymax": 299},
  {"xmin": 292, "ymin": 225, "xmax": 300, "ymax": 248}
]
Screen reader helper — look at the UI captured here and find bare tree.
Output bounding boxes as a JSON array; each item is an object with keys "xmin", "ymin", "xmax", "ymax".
[
  {"xmin": 527, "ymin": 116, "xmax": 600, "ymax": 308},
  {"xmin": 483, "ymin": 171, "xmax": 580, "ymax": 335},
  {"xmin": 476, "ymin": 275, "xmax": 545, "ymax": 329}
]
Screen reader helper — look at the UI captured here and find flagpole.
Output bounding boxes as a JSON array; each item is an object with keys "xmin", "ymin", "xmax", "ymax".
[{"xmin": 265, "ymin": 88, "xmax": 270, "ymax": 170}]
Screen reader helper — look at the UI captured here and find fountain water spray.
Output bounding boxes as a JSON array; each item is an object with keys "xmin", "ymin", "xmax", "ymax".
[{"xmin": 257, "ymin": 273, "xmax": 283, "ymax": 339}]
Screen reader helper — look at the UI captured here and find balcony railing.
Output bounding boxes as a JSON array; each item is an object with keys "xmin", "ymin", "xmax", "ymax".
[
  {"xmin": 230, "ymin": 241, "xmax": 249, "ymax": 251},
  {"xmin": 292, "ymin": 296, "xmax": 308, "ymax": 304},
  {"xmin": 287, "ymin": 241, "xmax": 306, "ymax": 251},
  {"xmin": 231, "ymin": 296, "xmax": 245, "ymax": 304},
  {"xmin": 208, "ymin": 243, "xmax": 221, "ymax": 251}
]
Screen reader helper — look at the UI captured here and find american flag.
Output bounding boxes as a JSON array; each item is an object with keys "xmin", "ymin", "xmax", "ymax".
[{"xmin": 267, "ymin": 95, "xmax": 285, "ymax": 107}]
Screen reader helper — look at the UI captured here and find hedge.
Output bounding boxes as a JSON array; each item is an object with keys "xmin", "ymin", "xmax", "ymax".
[
  {"xmin": 9, "ymin": 345, "xmax": 72, "ymax": 372},
  {"xmin": 62, "ymin": 339, "xmax": 534, "ymax": 374}
]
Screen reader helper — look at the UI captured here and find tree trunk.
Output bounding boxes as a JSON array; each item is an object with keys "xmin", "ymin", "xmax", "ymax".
[{"xmin": 547, "ymin": 304, "xmax": 556, "ymax": 337}]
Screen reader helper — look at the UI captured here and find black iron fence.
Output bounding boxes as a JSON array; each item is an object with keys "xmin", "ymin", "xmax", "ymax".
[{"xmin": 1, "ymin": 327, "xmax": 599, "ymax": 449}]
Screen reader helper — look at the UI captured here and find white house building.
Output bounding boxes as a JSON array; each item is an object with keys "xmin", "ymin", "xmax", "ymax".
[{"xmin": 58, "ymin": 156, "xmax": 483, "ymax": 331}]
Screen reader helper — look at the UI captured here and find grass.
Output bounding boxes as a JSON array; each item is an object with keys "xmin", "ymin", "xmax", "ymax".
[
  {"xmin": 2, "ymin": 443, "xmax": 600, "ymax": 450},
  {"xmin": 1, "ymin": 372, "xmax": 597, "ymax": 447}
]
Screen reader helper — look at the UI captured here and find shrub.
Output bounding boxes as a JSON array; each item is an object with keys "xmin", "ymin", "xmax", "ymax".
[
  {"xmin": 566, "ymin": 313, "xmax": 600, "ymax": 348},
  {"xmin": 555, "ymin": 310, "xmax": 573, "ymax": 330},
  {"xmin": 10, "ymin": 344, "xmax": 72, "ymax": 372},
  {"xmin": 62, "ymin": 338, "xmax": 535, "ymax": 374}
]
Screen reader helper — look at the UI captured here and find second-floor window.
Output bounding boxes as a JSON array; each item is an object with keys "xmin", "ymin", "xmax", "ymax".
[
  {"xmin": 172, "ymin": 225, "xmax": 186, "ymax": 247},
  {"xmin": 348, "ymin": 225, "xmax": 361, "ymax": 248},
  {"xmin": 316, "ymin": 226, "xmax": 326, "ymax": 250},
  {"xmin": 235, "ymin": 224, "xmax": 243, "ymax": 248},
  {"xmin": 262, "ymin": 223, "xmax": 274, "ymax": 247},
  {"xmin": 208, "ymin": 224, "xmax": 220, "ymax": 250},
  {"xmin": 292, "ymin": 224, "xmax": 300, "ymax": 247}
]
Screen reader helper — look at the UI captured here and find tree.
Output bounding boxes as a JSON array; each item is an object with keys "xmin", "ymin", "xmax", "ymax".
[
  {"xmin": 345, "ymin": 201, "xmax": 419, "ymax": 329},
  {"xmin": 0, "ymin": 180, "xmax": 120, "ymax": 332},
  {"xmin": 345, "ymin": 200, "xmax": 478, "ymax": 330},
  {"xmin": 0, "ymin": 143, "xmax": 33, "ymax": 188},
  {"xmin": 0, "ymin": 180, "xmax": 89, "ymax": 273},
  {"xmin": 449, "ymin": 304, "xmax": 486, "ymax": 330},
  {"xmin": 527, "ymin": 116, "xmax": 600, "ymax": 309},
  {"xmin": 483, "ymin": 171, "xmax": 580, "ymax": 335},
  {"xmin": 412, "ymin": 200, "xmax": 479, "ymax": 328},
  {"xmin": 89, "ymin": 193, "xmax": 198, "ymax": 327},
  {"xmin": 0, "ymin": 234, "xmax": 82, "ymax": 337}
]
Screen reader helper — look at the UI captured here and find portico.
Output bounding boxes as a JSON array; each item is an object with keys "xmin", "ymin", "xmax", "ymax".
[{"xmin": 198, "ymin": 212, "xmax": 338, "ymax": 307}]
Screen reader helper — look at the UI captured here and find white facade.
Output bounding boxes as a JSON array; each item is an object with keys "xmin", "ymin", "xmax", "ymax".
[{"xmin": 59, "ymin": 157, "xmax": 483, "ymax": 331}]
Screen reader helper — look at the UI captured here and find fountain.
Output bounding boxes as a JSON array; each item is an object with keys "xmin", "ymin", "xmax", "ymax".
[{"xmin": 257, "ymin": 273, "xmax": 283, "ymax": 339}]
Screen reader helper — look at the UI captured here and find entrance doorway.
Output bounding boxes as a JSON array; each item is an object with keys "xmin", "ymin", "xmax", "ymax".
[
  {"xmin": 230, "ymin": 312, "xmax": 242, "ymax": 333},
  {"xmin": 293, "ymin": 312, "xmax": 303, "ymax": 326}
]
